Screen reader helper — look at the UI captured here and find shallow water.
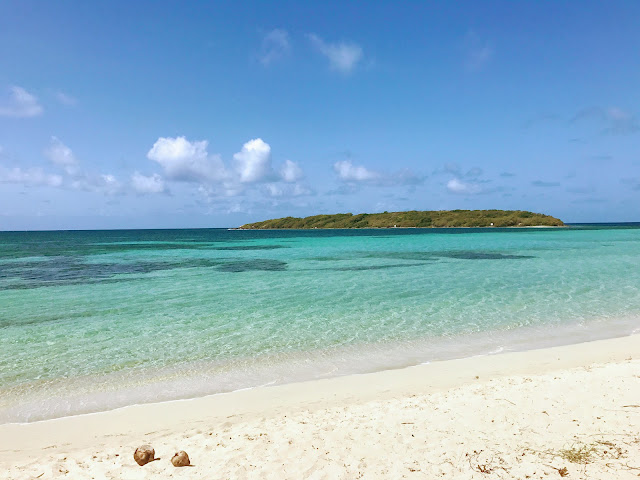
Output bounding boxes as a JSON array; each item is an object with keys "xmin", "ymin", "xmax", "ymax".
[{"xmin": 1, "ymin": 225, "xmax": 639, "ymax": 422}]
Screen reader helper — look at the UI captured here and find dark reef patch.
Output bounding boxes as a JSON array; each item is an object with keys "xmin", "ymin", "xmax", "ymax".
[
  {"xmin": 328, "ymin": 263, "xmax": 426, "ymax": 272},
  {"xmin": 367, "ymin": 252, "xmax": 438, "ymax": 261},
  {"xmin": 216, "ymin": 259, "xmax": 287, "ymax": 272},
  {"xmin": 0, "ymin": 240, "xmax": 287, "ymax": 260},
  {"xmin": 0, "ymin": 257, "xmax": 227, "ymax": 290},
  {"xmin": 305, "ymin": 256, "xmax": 349, "ymax": 262},
  {"xmin": 437, "ymin": 251, "xmax": 535, "ymax": 260}
]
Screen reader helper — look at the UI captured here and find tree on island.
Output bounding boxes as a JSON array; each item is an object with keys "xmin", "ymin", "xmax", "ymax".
[{"xmin": 239, "ymin": 210, "xmax": 564, "ymax": 229}]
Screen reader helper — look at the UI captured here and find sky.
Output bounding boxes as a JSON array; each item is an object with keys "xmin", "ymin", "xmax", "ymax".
[{"xmin": 1, "ymin": 0, "xmax": 639, "ymax": 230}]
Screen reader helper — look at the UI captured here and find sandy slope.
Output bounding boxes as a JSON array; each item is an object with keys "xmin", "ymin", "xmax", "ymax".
[{"xmin": 1, "ymin": 335, "xmax": 639, "ymax": 479}]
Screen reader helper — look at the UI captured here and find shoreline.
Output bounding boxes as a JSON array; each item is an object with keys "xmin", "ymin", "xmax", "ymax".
[
  {"xmin": 6, "ymin": 331, "xmax": 638, "ymax": 428},
  {"xmin": 233, "ymin": 225, "xmax": 567, "ymax": 230},
  {"xmin": 2, "ymin": 314, "xmax": 638, "ymax": 425},
  {"xmin": 2, "ymin": 333, "xmax": 639, "ymax": 478}
]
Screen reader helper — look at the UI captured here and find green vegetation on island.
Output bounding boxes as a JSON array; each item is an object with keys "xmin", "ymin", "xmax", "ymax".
[{"xmin": 239, "ymin": 210, "xmax": 564, "ymax": 229}]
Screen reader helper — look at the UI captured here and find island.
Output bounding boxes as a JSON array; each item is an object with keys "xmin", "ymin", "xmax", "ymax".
[{"xmin": 239, "ymin": 210, "xmax": 564, "ymax": 229}]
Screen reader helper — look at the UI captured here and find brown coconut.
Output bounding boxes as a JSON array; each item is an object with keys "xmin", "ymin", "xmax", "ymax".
[
  {"xmin": 171, "ymin": 450, "xmax": 190, "ymax": 467},
  {"xmin": 133, "ymin": 445, "xmax": 155, "ymax": 466}
]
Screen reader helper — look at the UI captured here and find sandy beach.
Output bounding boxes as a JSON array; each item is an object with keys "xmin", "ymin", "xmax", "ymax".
[{"xmin": 1, "ymin": 334, "xmax": 639, "ymax": 479}]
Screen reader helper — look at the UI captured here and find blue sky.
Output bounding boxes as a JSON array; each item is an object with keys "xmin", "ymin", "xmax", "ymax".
[{"xmin": 1, "ymin": 1, "xmax": 639, "ymax": 229}]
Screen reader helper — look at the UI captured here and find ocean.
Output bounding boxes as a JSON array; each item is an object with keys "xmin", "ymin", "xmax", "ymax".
[{"xmin": 1, "ymin": 225, "xmax": 639, "ymax": 423}]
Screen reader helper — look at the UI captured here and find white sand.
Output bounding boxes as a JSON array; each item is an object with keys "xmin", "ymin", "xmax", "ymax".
[{"xmin": 1, "ymin": 335, "xmax": 639, "ymax": 479}]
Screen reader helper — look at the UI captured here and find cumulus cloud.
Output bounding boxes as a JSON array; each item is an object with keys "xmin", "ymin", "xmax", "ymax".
[
  {"xmin": 333, "ymin": 160, "xmax": 425, "ymax": 188},
  {"xmin": 3, "ymin": 137, "xmax": 168, "ymax": 196},
  {"xmin": 264, "ymin": 182, "xmax": 312, "ymax": 197},
  {"xmin": 334, "ymin": 160, "xmax": 379, "ymax": 181},
  {"xmin": 307, "ymin": 34, "xmax": 363, "ymax": 73},
  {"xmin": 144, "ymin": 136, "xmax": 309, "ymax": 203},
  {"xmin": 197, "ymin": 182, "xmax": 247, "ymax": 202},
  {"xmin": 96, "ymin": 174, "xmax": 120, "ymax": 194},
  {"xmin": 144, "ymin": 136, "xmax": 311, "ymax": 201},
  {"xmin": 0, "ymin": 86, "xmax": 43, "ymax": 117},
  {"xmin": 233, "ymin": 138, "xmax": 273, "ymax": 183},
  {"xmin": 265, "ymin": 183, "xmax": 283, "ymax": 197},
  {"xmin": 0, "ymin": 166, "xmax": 63, "ymax": 187},
  {"xmin": 291, "ymin": 183, "xmax": 312, "ymax": 196},
  {"xmin": 279, "ymin": 159, "xmax": 303, "ymax": 182},
  {"xmin": 259, "ymin": 29, "xmax": 291, "ymax": 65},
  {"xmin": 131, "ymin": 172, "xmax": 166, "ymax": 194},
  {"xmin": 68, "ymin": 173, "xmax": 122, "ymax": 195},
  {"xmin": 434, "ymin": 163, "xmax": 488, "ymax": 194},
  {"xmin": 44, "ymin": 136, "xmax": 79, "ymax": 175},
  {"xmin": 43, "ymin": 137, "xmax": 121, "ymax": 194},
  {"xmin": 147, "ymin": 136, "xmax": 226, "ymax": 182},
  {"xmin": 447, "ymin": 178, "xmax": 482, "ymax": 195}
]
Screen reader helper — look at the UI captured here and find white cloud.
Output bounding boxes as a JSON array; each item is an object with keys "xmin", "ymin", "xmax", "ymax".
[
  {"xmin": 145, "ymin": 136, "xmax": 308, "ymax": 200},
  {"xmin": 233, "ymin": 138, "xmax": 273, "ymax": 183},
  {"xmin": 70, "ymin": 173, "xmax": 122, "ymax": 195},
  {"xmin": 44, "ymin": 136, "xmax": 78, "ymax": 175},
  {"xmin": 147, "ymin": 136, "xmax": 226, "ymax": 182},
  {"xmin": 98, "ymin": 174, "xmax": 120, "ymax": 194},
  {"xmin": 291, "ymin": 183, "xmax": 312, "ymax": 196},
  {"xmin": 0, "ymin": 166, "xmax": 63, "ymax": 187},
  {"xmin": 264, "ymin": 182, "xmax": 312, "ymax": 197},
  {"xmin": 280, "ymin": 159, "xmax": 303, "ymax": 182},
  {"xmin": 131, "ymin": 172, "xmax": 166, "ymax": 194},
  {"xmin": 2, "ymin": 138, "xmax": 123, "ymax": 195},
  {"xmin": 259, "ymin": 29, "xmax": 290, "ymax": 66},
  {"xmin": 42, "ymin": 137, "xmax": 121, "ymax": 194},
  {"xmin": 334, "ymin": 160, "xmax": 379, "ymax": 181},
  {"xmin": 0, "ymin": 86, "xmax": 44, "ymax": 118},
  {"xmin": 333, "ymin": 160, "xmax": 424, "ymax": 188},
  {"xmin": 56, "ymin": 91, "xmax": 77, "ymax": 106},
  {"xmin": 265, "ymin": 184, "xmax": 283, "ymax": 197},
  {"xmin": 447, "ymin": 178, "xmax": 482, "ymax": 195},
  {"xmin": 307, "ymin": 34, "xmax": 363, "ymax": 73}
]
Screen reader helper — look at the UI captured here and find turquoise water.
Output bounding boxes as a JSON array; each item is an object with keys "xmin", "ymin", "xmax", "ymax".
[{"xmin": 1, "ymin": 225, "xmax": 639, "ymax": 422}]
